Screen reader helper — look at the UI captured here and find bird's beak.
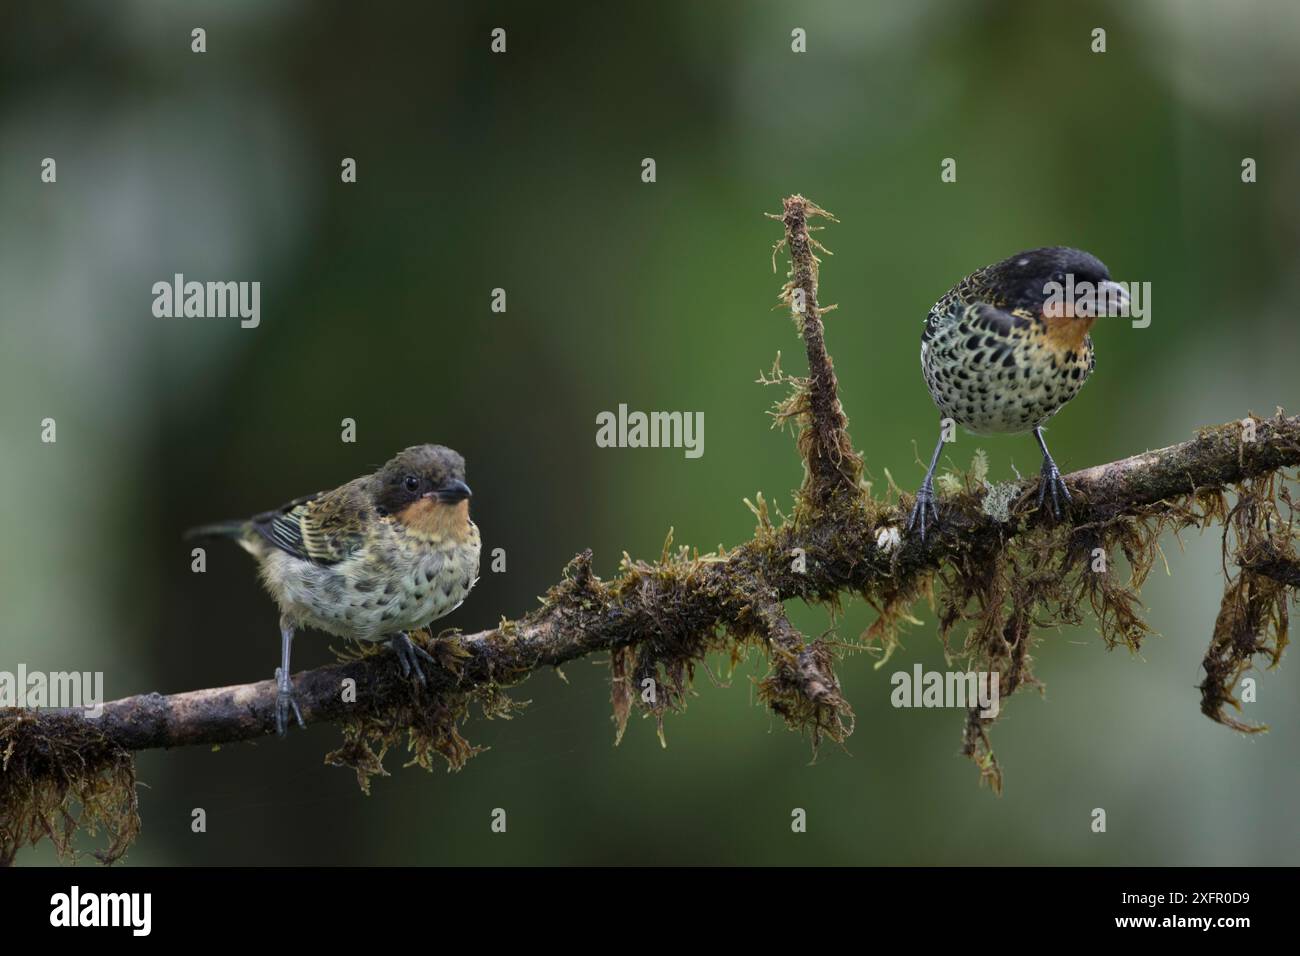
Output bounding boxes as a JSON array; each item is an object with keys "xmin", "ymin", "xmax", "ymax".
[
  {"xmin": 1098, "ymin": 280, "xmax": 1130, "ymax": 317},
  {"xmin": 427, "ymin": 479, "xmax": 472, "ymax": 503}
]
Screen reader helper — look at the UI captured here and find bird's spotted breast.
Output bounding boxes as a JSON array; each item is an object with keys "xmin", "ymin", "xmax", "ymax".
[
  {"xmin": 189, "ymin": 442, "xmax": 482, "ymax": 731},
  {"xmin": 261, "ymin": 519, "xmax": 481, "ymax": 642},
  {"xmin": 909, "ymin": 248, "xmax": 1111, "ymax": 541},
  {"xmin": 921, "ymin": 302, "xmax": 1094, "ymax": 435}
]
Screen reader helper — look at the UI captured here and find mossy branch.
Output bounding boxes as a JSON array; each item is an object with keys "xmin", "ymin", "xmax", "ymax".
[{"xmin": 4, "ymin": 195, "xmax": 1298, "ymax": 864}]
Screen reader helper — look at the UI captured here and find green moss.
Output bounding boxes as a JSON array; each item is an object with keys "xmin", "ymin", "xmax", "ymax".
[
  {"xmin": 860, "ymin": 424, "xmax": 1296, "ymax": 790},
  {"xmin": 326, "ymin": 627, "xmax": 525, "ymax": 794}
]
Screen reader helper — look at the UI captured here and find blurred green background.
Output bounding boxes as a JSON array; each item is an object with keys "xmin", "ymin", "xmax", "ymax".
[{"xmin": 2, "ymin": 0, "xmax": 1298, "ymax": 865}]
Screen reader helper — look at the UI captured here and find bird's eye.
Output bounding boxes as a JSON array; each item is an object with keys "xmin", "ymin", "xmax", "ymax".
[{"xmin": 403, "ymin": 475, "xmax": 420, "ymax": 492}]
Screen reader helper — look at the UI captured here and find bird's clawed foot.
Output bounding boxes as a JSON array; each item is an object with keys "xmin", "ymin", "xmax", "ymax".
[
  {"xmin": 1036, "ymin": 456, "xmax": 1073, "ymax": 520},
  {"xmin": 273, "ymin": 666, "xmax": 305, "ymax": 736},
  {"xmin": 389, "ymin": 631, "xmax": 439, "ymax": 688},
  {"xmin": 906, "ymin": 477, "xmax": 941, "ymax": 543}
]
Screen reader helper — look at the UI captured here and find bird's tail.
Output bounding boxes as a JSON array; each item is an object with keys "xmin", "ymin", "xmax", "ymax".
[{"xmin": 183, "ymin": 519, "xmax": 248, "ymax": 542}]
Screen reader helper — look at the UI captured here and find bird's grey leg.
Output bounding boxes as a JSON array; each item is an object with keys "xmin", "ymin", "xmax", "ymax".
[
  {"xmin": 1033, "ymin": 426, "xmax": 1072, "ymax": 519},
  {"xmin": 389, "ymin": 631, "xmax": 438, "ymax": 687},
  {"xmin": 274, "ymin": 616, "xmax": 305, "ymax": 736},
  {"xmin": 906, "ymin": 431, "xmax": 946, "ymax": 543}
]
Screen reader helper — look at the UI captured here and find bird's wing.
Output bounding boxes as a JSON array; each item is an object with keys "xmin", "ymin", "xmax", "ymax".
[
  {"xmin": 924, "ymin": 290, "xmax": 1030, "ymax": 343},
  {"xmin": 250, "ymin": 486, "xmax": 367, "ymax": 565},
  {"xmin": 958, "ymin": 300, "xmax": 1034, "ymax": 337}
]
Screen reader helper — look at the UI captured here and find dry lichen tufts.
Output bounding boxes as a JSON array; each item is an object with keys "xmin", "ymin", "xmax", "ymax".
[
  {"xmin": 861, "ymin": 451, "xmax": 1296, "ymax": 789},
  {"xmin": 0, "ymin": 710, "xmax": 140, "ymax": 865},
  {"xmin": 1200, "ymin": 477, "xmax": 1294, "ymax": 732},
  {"xmin": 756, "ymin": 637, "xmax": 854, "ymax": 754}
]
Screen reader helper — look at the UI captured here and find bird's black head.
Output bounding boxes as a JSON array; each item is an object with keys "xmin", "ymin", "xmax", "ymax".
[
  {"xmin": 373, "ymin": 444, "xmax": 472, "ymax": 517},
  {"xmin": 984, "ymin": 247, "xmax": 1113, "ymax": 314}
]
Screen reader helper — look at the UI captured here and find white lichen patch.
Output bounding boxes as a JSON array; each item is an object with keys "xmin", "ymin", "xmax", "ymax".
[
  {"xmin": 981, "ymin": 481, "xmax": 1021, "ymax": 523},
  {"xmin": 876, "ymin": 525, "xmax": 902, "ymax": 553}
]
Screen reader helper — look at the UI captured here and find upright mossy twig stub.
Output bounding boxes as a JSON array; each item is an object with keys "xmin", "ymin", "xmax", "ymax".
[
  {"xmin": 768, "ymin": 195, "xmax": 864, "ymax": 511},
  {"xmin": 3, "ymin": 196, "xmax": 1298, "ymax": 864}
]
